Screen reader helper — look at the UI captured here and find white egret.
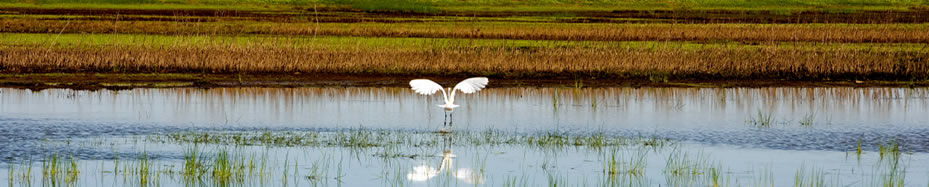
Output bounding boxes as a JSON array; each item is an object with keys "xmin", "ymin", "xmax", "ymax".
[{"xmin": 409, "ymin": 77, "xmax": 489, "ymax": 110}]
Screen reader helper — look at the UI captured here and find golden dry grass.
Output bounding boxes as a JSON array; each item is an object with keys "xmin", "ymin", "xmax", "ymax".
[
  {"xmin": 1, "ymin": 44, "xmax": 926, "ymax": 80},
  {"xmin": 2, "ymin": 19, "xmax": 928, "ymax": 43}
]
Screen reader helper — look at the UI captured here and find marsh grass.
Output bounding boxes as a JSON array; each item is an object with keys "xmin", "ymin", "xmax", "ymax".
[
  {"xmin": 1, "ymin": 34, "xmax": 929, "ymax": 81},
  {"xmin": 41, "ymin": 153, "xmax": 80, "ymax": 186},
  {"xmin": 6, "ymin": 130, "xmax": 927, "ymax": 187},
  {"xmin": 747, "ymin": 110, "xmax": 775, "ymax": 128},
  {"xmin": 708, "ymin": 165, "xmax": 729, "ymax": 187},
  {"xmin": 857, "ymin": 139, "xmax": 864, "ymax": 157},
  {"xmin": 4, "ymin": 19, "xmax": 929, "ymax": 43},
  {"xmin": 878, "ymin": 140, "xmax": 903, "ymax": 160},
  {"xmin": 754, "ymin": 166, "xmax": 776, "ymax": 187},
  {"xmin": 873, "ymin": 153, "xmax": 907, "ymax": 187},
  {"xmin": 156, "ymin": 130, "xmax": 674, "ymax": 151},
  {"xmin": 8, "ymin": 157, "xmax": 35, "ymax": 187},
  {"xmin": 799, "ymin": 113, "xmax": 815, "ymax": 127},
  {"xmin": 663, "ymin": 149, "xmax": 716, "ymax": 186},
  {"xmin": 603, "ymin": 148, "xmax": 647, "ymax": 178},
  {"xmin": 794, "ymin": 165, "xmax": 826, "ymax": 187},
  {"xmin": 502, "ymin": 175, "xmax": 529, "ymax": 187},
  {"xmin": 183, "ymin": 145, "xmax": 206, "ymax": 181},
  {"xmin": 136, "ymin": 152, "xmax": 151, "ymax": 185}
]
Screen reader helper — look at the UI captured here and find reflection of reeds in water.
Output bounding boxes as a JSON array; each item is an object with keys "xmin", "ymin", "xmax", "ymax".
[
  {"xmin": 10, "ymin": 87, "xmax": 929, "ymax": 110},
  {"xmin": 2, "ymin": 87, "xmax": 927, "ymax": 126}
]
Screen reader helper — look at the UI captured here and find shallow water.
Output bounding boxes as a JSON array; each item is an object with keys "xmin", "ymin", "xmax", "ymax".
[{"xmin": 1, "ymin": 87, "xmax": 928, "ymax": 186}]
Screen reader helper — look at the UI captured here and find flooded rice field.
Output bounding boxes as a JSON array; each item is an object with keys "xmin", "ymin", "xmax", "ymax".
[{"xmin": 1, "ymin": 87, "xmax": 928, "ymax": 186}]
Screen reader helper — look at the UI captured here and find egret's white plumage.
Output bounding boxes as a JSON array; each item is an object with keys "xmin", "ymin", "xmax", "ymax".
[{"xmin": 410, "ymin": 77, "xmax": 489, "ymax": 110}]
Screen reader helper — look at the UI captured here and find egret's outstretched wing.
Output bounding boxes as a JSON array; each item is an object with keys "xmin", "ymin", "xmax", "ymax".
[
  {"xmin": 453, "ymin": 77, "xmax": 489, "ymax": 94},
  {"xmin": 409, "ymin": 79, "xmax": 444, "ymax": 95}
]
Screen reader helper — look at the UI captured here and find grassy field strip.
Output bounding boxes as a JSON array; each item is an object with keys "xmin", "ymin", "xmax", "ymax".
[
  {"xmin": 3, "ymin": 33, "xmax": 928, "ymax": 51},
  {"xmin": 0, "ymin": 0, "xmax": 926, "ymax": 11},
  {"xmin": 3, "ymin": 19, "xmax": 928, "ymax": 43},
  {"xmin": 1, "ymin": 43, "xmax": 926, "ymax": 80}
]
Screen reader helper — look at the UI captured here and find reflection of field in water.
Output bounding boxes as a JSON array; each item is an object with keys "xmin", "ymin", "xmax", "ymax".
[
  {"xmin": 2, "ymin": 87, "xmax": 927, "ymax": 129},
  {"xmin": 0, "ymin": 87, "xmax": 928, "ymax": 186}
]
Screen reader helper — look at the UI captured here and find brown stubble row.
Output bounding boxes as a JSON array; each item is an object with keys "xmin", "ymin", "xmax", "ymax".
[
  {"xmin": 2, "ymin": 19, "xmax": 928, "ymax": 43},
  {"xmin": 1, "ymin": 45, "xmax": 927, "ymax": 80}
]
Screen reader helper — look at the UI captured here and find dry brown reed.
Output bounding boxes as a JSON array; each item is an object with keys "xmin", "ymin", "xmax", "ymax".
[
  {"xmin": 2, "ymin": 19, "xmax": 928, "ymax": 43},
  {"xmin": 1, "ymin": 44, "xmax": 926, "ymax": 80}
]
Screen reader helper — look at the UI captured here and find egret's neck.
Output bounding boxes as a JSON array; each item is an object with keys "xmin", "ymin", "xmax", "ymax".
[{"xmin": 445, "ymin": 88, "xmax": 455, "ymax": 104}]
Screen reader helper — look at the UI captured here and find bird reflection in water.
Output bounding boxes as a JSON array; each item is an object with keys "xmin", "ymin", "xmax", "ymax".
[{"xmin": 406, "ymin": 133, "xmax": 485, "ymax": 184}]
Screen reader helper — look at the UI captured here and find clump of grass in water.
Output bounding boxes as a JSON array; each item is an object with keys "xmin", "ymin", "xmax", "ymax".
[
  {"xmin": 305, "ymin": 156, "xmax": 331, "ymax": 185},
  {"xmin": 211, "ymin": 148, "xmax": 250, "ymax": 186},
  {"xmin": 851, "ymin": 138, "xmax": 863, "ymax": 160},
  {"xmin": 503, "ymin": 175, "xmax": 529, "ymax": 187},
  {"xmin": 602, "ymin": 148, "xmax": 649, "ymax": 186},
  {"xmin": 707, "ymin": 164, "xmax": 730, "ymax": 187},
  {"xmin": 136, "ymin": 152, "xmax": 152, "ymax": 186},
  {"xmin": 799, "ymin": 113, "xmax": 815, "ymax": 127},
  {"xmin": 754, "ymin": 166, "xmax": 775, "ymax": 187},
  {"xmin": 531, "ymin": 131, "xmax": 570, "ymax": 148},
  {"xmin": 746, "ymin": 110, "xmax": 774, "ymax": 128},
  {"xmin": 7, "ymin": 161, "xmax": 12, "ymax": 187},
  {"xmin": 157, "ymin": 130, "xmax": 675, "ymax": 151},
  {"xmin": 664, "ymin": 149, "xmax": 710, "ymax": 176},
  {"xmin": 183, "ymin": 145, "xmax": 207, "ymax": 181},
  {"xmin": 603, "ymin": 148, "xmax": 647, "ymax": 177},
  {"xmin": 41, "ymin": 153, "xmax": 80, "ymax": 186},
  {"xmin": 871, "ymin": 149, "xmax": 907, "ymax": 187},
  {"xmin": 857, "ymin": 139, "xmax": 863, "ymax": 156},
  {"xmin": 878, "ymin": 140, "xmax": 903, "ymax": 160},
  {"xmin": 8, "ymin": 157, "xmax": 35, "ymax": 187},
  {"xmin": 794, "ymin": 164, "xmax": 826, "ymax": 187}
]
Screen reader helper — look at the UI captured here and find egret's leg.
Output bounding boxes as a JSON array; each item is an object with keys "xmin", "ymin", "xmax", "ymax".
[
  {"xmin": 448, "ymin": 113, "xmax": 454, "ymax": 126},
  {"xmin": 442, "ymin": 110, "xmax": 448, "ymax": 126},
  {"xmin": 448, "ymin": 112, "xmax": 454, "ymax": 127}
]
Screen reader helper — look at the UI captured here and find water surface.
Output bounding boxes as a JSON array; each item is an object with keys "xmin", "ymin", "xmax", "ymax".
[{"xmin": 1, "ymin": 87, "xmax": 927, "ymax": 186}]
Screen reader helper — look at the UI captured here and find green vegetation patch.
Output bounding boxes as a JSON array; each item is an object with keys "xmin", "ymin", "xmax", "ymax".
[{"xmin": 152, "ymin": 129, "xmax": 674, "ymax": 149}]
